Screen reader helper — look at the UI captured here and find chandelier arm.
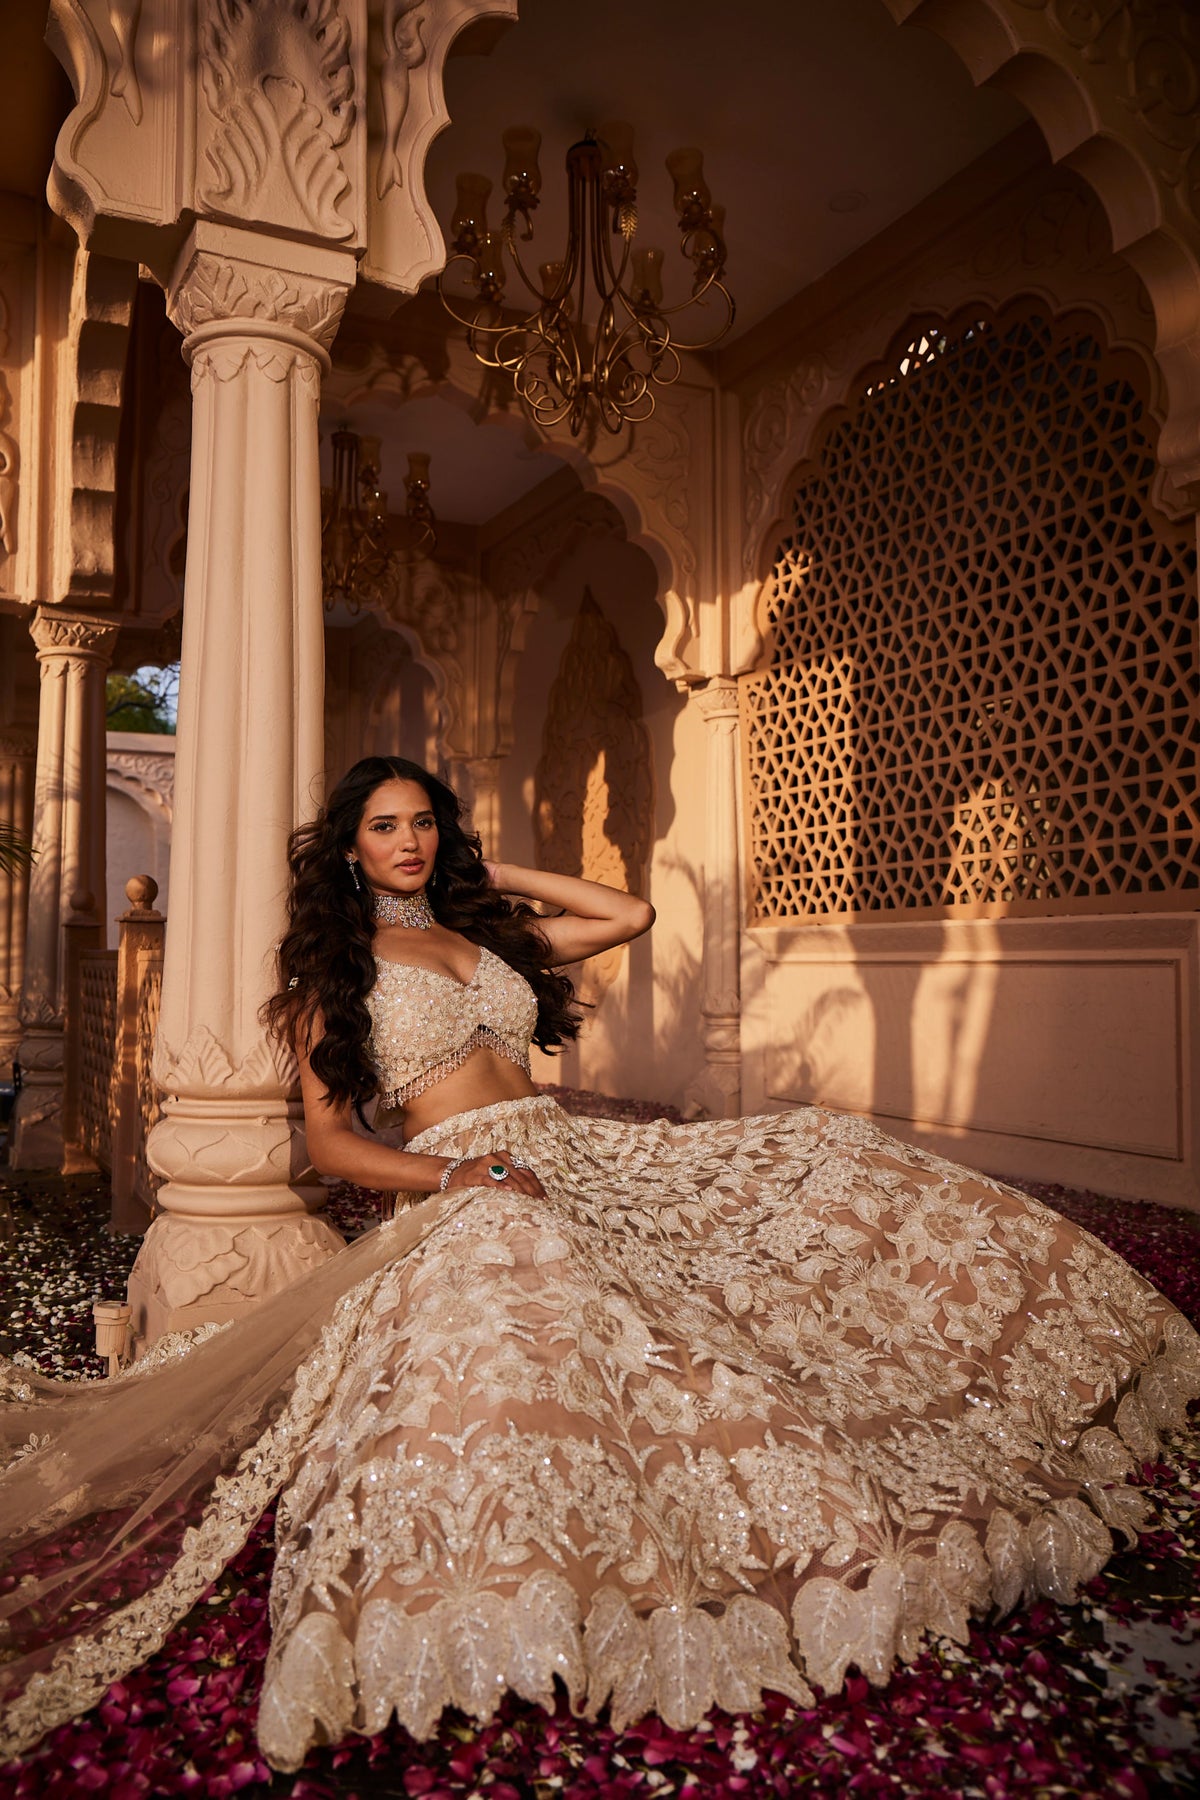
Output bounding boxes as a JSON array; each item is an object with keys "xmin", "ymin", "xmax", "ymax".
[
  {"xmin": 593, "ymin": 193, "xmax": 634, "ymax": 304},
  {"xmin": 651, "ymin": 280, "xmax": 735, "ymax": 353},
  {"xmin": 596, "ymin": 319, "xmax": 680, "ymax": 406},
  {"xmin": 600, "ymin": 312, "xmax": 668, "ymax": 376},
  {"xmin": 606, "ymin": 262, "xmax": 729, "ymax": 324},
  {"xmin": 503, "ymin": 225, "xmax": 564, "ymax": 308}
]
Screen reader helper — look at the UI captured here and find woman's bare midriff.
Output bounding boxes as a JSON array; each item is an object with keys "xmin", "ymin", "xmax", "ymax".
[{"xmin": 390, "ymin": 1045, "xmax": 539, "ymax": 1142}]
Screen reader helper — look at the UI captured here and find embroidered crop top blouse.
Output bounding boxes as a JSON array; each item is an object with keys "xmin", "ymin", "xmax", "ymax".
[{"xmin": 368, "ymin": 944, "xmax": 537, "ymax": 1110}]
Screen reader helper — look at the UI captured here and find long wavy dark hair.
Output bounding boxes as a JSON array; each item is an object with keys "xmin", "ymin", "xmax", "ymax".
[{"xmin": 264, "ymin": 756, "xmax": 580, "ymax": 1109}]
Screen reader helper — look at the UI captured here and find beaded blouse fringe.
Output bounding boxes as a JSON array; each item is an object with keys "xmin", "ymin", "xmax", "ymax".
[{"xmin": 378, "ymin": 1026, "xmax": 531, "ymax": 1110}]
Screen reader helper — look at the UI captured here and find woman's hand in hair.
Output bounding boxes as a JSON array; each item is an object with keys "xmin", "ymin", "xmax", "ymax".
[{"xmin": 482, "ymin": 862, "xmax": 654, "ymax": 965}]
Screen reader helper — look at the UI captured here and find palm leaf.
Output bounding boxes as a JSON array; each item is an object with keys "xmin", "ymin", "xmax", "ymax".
[{"xmin": 0, "ymin": 822, "xmax": 34, "ymax": 880}]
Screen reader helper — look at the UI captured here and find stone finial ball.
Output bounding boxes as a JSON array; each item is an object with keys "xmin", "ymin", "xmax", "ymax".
[{"xmin": 125, "ymin": 874, "xmax": 159, "ymax": 909}]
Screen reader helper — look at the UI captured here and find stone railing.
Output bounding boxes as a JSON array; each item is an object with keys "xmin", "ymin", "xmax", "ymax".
[
  {"xmin": 76, "ymin": 949, "xmax": 119, "ymax": 1167},
  {"xmin": 130, "ymin": 952, "xmax": 164, "ymax": 1222},
  {"xmin": 63, "ymin": 875, "xmax": 166, "ymax": 1232}
]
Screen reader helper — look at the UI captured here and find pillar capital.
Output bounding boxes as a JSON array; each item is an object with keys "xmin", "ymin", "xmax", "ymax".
[
  {"xmin": 12, "ymin": 608, "xmax": 115, "ymax": 1165},
  {"xmin": 165, "ymin": 222, "xmax": 356, "ymax": 363},
  {"xmin": 30, "ymin": 607, "xmax": 120, "ymax": 665},
  {"xmin": 692, "ymin": 675, "xmax": 740, "ymax": 726}
]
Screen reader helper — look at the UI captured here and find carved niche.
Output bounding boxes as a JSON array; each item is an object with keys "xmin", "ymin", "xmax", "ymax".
[{"xmin": 533, "ymin": 590, "xmax": 654, "ymax": 1006}]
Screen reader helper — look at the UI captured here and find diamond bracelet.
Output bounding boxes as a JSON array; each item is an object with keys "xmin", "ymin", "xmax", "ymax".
[{"xmin": 438, "ymin": 1157, "xmax": 466, "ymax": 1192}]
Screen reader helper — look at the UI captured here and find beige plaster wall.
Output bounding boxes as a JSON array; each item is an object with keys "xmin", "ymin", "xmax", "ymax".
[
  {"xmin": 723, "ymin": 143, "xmax": 1200, "ymax": 1209},
  {"xmin": 493, "ymin": 526, "xmax": 704, "ymax": 1110},
  {"xmin": 742, "ymin": 912, "xmax": 1199, "ymax": 1209}
]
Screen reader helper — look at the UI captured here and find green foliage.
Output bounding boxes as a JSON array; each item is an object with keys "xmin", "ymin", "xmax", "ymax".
[
  {"xmin": 0, "ymin": 821, "xmax": 34, "ymax": 879},
  {"xmin": 106, "ymin": 667, "xmax": 178, "ymax": 735}
]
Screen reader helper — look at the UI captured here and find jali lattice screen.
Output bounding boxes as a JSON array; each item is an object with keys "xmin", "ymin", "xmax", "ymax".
[{"xmin": 742, "ymin": 304, "xmax": 1200, "ymax": 922}]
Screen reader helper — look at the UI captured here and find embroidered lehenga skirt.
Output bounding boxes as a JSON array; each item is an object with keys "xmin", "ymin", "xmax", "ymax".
[{"xmin": 3, "ymin": 1095, "xmax": 1199, "ymax": 1771}]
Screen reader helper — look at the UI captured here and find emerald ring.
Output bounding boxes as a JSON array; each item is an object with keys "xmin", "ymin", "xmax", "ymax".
[{"xmin": 487, "ymin": 1163, "xmax": 508, "ymax": 1182}]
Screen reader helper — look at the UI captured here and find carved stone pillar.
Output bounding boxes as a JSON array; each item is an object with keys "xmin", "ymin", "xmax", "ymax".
[
  {"xmin": 126, "ymin": 227, "xmax": 353, "ymax": 1345},
  {"xmin": 684, "ymin": 678, "xmax": 743, "ymax": 1120},
  {"xmin": 0, "ymin": 728, "xmax": 36, "ymax": 1080},
  {"xmin": 11, "ymin": 610, "xmax": 118, "ymax": 1166}
]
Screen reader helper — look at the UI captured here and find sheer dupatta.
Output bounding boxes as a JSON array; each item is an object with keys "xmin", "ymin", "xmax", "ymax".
[{"xmin": 0, "ymin": 1190, "xmax": 457, "ymax": 1760}]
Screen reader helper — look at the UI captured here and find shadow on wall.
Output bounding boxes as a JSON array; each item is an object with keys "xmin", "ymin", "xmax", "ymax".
[{"xmin": 535, "ymin": 842, "xmax": 704, "ymax": 1107}]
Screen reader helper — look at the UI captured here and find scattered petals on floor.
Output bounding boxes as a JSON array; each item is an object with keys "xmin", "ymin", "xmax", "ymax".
[{"xmin": 2, "ymin": 1098, "xmax": 1198, "ymax": 1799}]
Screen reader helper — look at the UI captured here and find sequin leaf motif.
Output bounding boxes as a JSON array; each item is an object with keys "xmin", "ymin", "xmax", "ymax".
[{"xmin": 5, "ymin": 1093, "xmax": 1200, "ymax": 1775}]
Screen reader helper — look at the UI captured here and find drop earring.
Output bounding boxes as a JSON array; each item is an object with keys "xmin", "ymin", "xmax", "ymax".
[{"xmin": 347, "ymin": 858, "xmax": 363, "ymax": 892}]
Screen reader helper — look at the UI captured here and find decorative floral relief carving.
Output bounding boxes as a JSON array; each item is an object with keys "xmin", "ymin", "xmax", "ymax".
[
  {"xmin": 380, "ymin": 560, "xmax": 463, "ymax": 655},
  {"xmin": 30, "ymin": 611, "xmax": 120, "ymax": 660},
  {"xmin": 152, "ymin": 1025, "xmax": 297, "ymax": 1096},
  {"xmin": 170, "ymin": 253, "xmax": 349, "ymax": 350},
  {"xmin": 920, "ymin": 0, "xmax": 1199, "ymax": 224},
  {"xmin": 130, "ymin": 1214, "xmax": 342, "ymax": 1311},
  {"xmin": 17, "ymin": 995, "xmax": 61, "ymax": 1032},
  {"xmin": 534, "ymin": 591, "xmax": 654, "ymax": 1007},
  {"xmin": 198, "ymin": 0, "xmax": 356, "ymax": 240},
  {"xmin": 623, "ymin": 399, "xmax": 696, "ymax": 580},
  {"xmin": 375, "ymin": 0, "xmax": 427, "ymax": 200},
  {"xmin": 742, "ymin": 356, "xmax": 835, "ymax": 577},
  {"xmin": 107, "ymin": 749, "xmax": 175, "ymax": 817}
]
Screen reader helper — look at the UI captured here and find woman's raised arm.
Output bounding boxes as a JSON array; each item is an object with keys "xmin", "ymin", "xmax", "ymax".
[{"xmin": 485, "ymin": 861, "xmax": 654, "ymax": 966}]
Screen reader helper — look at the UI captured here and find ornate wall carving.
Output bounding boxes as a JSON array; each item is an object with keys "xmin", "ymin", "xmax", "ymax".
[
  {"xmin": 533, "ymin": 591, "xmax": 654, "ymax": 1005},
  {"xmin": 743, "ymin": 300, "xmax": 1199, "ymax": 924},
  {"xmin": 60, "ymin": 251, "xmax": 138, "ymax": 611},
  {"xmin": 375, "ymin": 0, "xmax": 427, "ymax": 200},
  {"xmin": 47, "ymin": 0, "xmax": 517, "ymax": 301},
  {"xmin": 741, "ymin": 166, "xmax": 1159, "ymax": 587},
  {"xmin": 197, "ymin": 0, "xmax": 356, "ymax": 240},
  {"xmin": 167, "ymin": 249, "xmax": 350, "ymax": 352},
  {"xmin": 107, "ymin": 748, "xmax": 175, "ymax": 819},
  {"xmin": 881, "ymin": 0, "xmax": 1200, "ymax": 487}
]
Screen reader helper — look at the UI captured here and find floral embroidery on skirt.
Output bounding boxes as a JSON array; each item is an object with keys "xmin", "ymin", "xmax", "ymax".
[
  {"xmin": 3, "ymin": 1095, "xmax": 1198, "ymax": 1771},
  {"xmin": 252, "ymin": 1096, "xmax": 1200, "ymax": 1769}
]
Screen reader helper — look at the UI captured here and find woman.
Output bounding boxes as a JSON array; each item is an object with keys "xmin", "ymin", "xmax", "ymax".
[{"xmin": 2, "ymin": 755, "xmax": 1198, "ymax": 1774}]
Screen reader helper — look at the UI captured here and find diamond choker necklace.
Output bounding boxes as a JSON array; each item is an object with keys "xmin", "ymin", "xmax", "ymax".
[{"xmin": 372, "ymin": 888, "xmax": 435, "ymax": 930}]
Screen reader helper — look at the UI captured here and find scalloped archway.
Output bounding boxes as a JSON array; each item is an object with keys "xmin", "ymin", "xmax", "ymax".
[{"xmin": 881, "ymin": 0, "xmax": 1200, "ymax": 490}]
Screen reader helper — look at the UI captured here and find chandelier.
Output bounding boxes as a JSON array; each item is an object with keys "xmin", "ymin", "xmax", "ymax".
[
  {"xmin": 437, "ymin": 123, "xmax": 733, "ymax": 436},
  {"xmin": 321, "ymin": 429, "xmax": 436, "ymax": 613}
]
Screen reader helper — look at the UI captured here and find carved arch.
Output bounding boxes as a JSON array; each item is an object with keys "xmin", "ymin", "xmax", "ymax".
[
  {"xmin": 741, "ymin": 295, "xmax": 1198, "ymax": 923},
  {"xmin": 738, "ymin": 165, "xmax": 1175, "ymax": 666},
  {"xmin": 754, "ymin": 291, "xmax": 1177, "ymax": 634},
  {"xmin": 362, "ymin": 615, "xmax": 454, "ymax": 774},
  {"xmin": 881, "ymin": 0, "xmax": 1200, "ymax": 488},
  {"xmin": 325, "ymin": 331, "xmax": 703, "ymax": 682}
]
